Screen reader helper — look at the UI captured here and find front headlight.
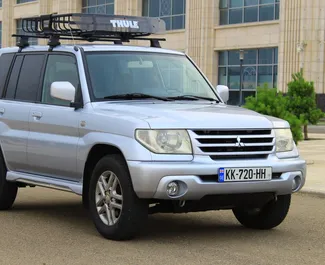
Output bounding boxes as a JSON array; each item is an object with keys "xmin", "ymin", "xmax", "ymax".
[
  {"xmin": 135, "ymin": 129, "xmax": 192, "ymax": 154},
  {"xmin": 275, "ymin": 129, "xmax": 294, "ymax": 152}
]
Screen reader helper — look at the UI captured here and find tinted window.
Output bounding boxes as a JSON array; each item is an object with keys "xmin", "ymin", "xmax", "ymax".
[
  {"xmin": 15, "ymin": 54, "xmax": 45, "ymax": 102},
  {"xmin": 42, "ymin": 54, "xmax": 79, "ymax": 106},
  {"xmin": 0, "ymin": 53, "xmax": 15, "ymax": 98},
  {"xmin": 5, "ymin": 56, "xmax": 23, "ymax": 100}
]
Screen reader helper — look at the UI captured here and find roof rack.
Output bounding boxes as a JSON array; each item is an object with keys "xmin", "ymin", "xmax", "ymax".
[{"xmin": 12, "ymin": 13, "xmax": 167, "ymax": 51}]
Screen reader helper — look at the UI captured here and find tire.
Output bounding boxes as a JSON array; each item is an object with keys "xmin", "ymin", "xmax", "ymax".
[
  {"xmin": 0, "ymin": 151, "xmax": 18, "ymax": 210},
  {"xmin": 88, "ymin": 154, "xmax": 148, "ymax": 241},
  {"xmin": 232, "ymin": 194, "xmax": 291, "ymax": 230}
]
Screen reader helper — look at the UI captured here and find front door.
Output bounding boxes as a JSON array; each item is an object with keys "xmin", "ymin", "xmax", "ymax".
[{"xmin": 27, "ymin": 54, "xmax": 82, "ymax": 181}]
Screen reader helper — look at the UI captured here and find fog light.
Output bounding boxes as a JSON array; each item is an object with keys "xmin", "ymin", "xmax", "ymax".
[
  {"xmin": 292, "ymin": 176, "xmax": 301, "ymax": 191},
  {"xmin": 167, "ymin": 181, "xmax": 179, "ymax": 196}
]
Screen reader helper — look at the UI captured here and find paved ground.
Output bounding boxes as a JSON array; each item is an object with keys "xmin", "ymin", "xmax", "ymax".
[
  {"xmin": 298, "ymin": 133, "xmax": 325, "ymax": 194},
  {"xmin": 308, "ymin": 125, "xmax": 325, "ymax": 134},
  {"xmin": 0, "ymin": 188, "xmax": 324, "ymax": 265}
]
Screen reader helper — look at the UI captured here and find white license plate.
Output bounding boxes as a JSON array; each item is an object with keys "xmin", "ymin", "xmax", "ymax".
[{"xmin": 218, "ymin": 167, "xmax": 272, "ymax": 182}]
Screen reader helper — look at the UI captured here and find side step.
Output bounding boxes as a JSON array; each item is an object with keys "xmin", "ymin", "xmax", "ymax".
[{"xmin": 6, "ymin": 171, "xmax": 83, "ymax": 195}]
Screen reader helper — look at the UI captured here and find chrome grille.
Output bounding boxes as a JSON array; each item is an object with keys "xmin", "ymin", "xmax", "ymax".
[{"xmin": 190, "ymin": 129, "xmax": 275, "ymax": 160}]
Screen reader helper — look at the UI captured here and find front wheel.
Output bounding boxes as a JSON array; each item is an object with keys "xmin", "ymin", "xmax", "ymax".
[
  {"xmin": 88, "ymin": 154, "xmax": 148, "ymax": 241},
  {"xmin": 232, "ymin": 194, "xmax": 291, "ymax": 230}
]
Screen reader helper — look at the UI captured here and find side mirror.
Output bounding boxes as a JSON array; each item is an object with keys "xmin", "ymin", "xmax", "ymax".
[
  {"xmin": 216, "ymin": 85, "xmax": 229, "ymax": 103},
  {"xmin": 50, "ymin": 81, "xmax": 76, "ymax": 102}
]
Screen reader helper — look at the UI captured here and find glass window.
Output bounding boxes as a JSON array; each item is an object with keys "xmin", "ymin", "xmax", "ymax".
[
  {"xmin": 85, "ymin": 52, "xmax": 218, "ymax": 101},
  {"xmin": 244, "ymin": 7, "xmax": 258, "ymax": 23},
  {"xmin": 16, "ymin": 0, "xmax": 36, "ymax": 3},
  {"xmin": 259, "ymin": 4, "xmax": 274, "ymax": 21},
  {"xmin": 143, "ymin": 0, "xmax": 186, "ymax": 30},
  {"xmin": 82, "ymin": 0, "xmax": 114, "ymax": 15},
  {"xmin": 42, "ymin": 55, "xmax": 80, "ymax": 106},
  {"xmin": 15, "ymin": 55, "xmax": 46, "ymax": 102},
  {"xmin": 0, "ymin": 53, "xmax": 15, "ymax": 98},
  {"xmin": 220, "ymin": 0, "xmax": 279, "ymax": 25},
  {"xmin": 5, "ymin": 56, "xmax": 23, "ymax": 100},
  {"xmin": 217, "ymin": 47, "xmax": 278, "ymax": 105},
  {"xmin": 16, "ymin": 19, "xmax": 38, "ymax": 45},
  {"xmin": 0, "ymin": 1, "xmax": 2, "ymax": 8}
]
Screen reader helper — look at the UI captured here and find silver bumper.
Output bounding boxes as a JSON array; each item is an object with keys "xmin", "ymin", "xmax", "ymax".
[{"xmin": 127, "ymin": 154, "xmax": 306, "ymax": 200}]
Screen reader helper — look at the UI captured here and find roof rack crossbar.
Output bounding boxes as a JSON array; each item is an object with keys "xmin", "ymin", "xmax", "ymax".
[{"xmin": 13, "ymin": 13, "xmax": 167, "ymax": 50}]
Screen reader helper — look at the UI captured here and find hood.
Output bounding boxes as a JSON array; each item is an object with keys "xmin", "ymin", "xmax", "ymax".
[{"xmin": 92, "ymin": 101, "xmax": 288, "ymax": 129}]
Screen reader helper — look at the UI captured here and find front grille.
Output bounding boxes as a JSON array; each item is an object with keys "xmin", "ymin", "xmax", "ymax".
[{"xmin": 190, "ymin": 129, "xmax": 275, "ymax": 160}]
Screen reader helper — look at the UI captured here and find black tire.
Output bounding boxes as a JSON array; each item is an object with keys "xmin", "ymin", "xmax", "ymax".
[
  {"xmin": 88, "ymin": 154, "xmax": 148, "ymax": 241},
  {"xmin": 232, "ymin": 194, "xmax": 291, "ymax": 230},
  {"xmin": 0, "ymin": 151, "xmax": 18, "ymax": 210}
]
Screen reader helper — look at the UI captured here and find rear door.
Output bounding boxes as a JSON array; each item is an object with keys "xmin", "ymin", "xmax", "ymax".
[{"xmin": 0, "ymin": 53, "xmax": 46, "ymax": 172}]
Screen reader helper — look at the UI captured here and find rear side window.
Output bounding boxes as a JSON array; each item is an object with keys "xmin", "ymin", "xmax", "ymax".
[
  {"xmin": 5, "ymin": 56, "xmax": 23, "ymax": 100},
  {"xmin": 5, "ymin": 54, "xmax": 45, "ymax": 102},
  {"xmin": 0, "ymin": 53, "xmax": 15, "ymax": 98},
  {"xmin": 15, "ymin": 54, "xmax": 45, "ymax": 102}
]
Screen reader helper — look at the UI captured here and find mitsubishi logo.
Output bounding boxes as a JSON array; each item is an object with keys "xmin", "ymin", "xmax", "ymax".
[{"xmin": 235, "ymin": 136, "xmax": 245, "ymax": 147}]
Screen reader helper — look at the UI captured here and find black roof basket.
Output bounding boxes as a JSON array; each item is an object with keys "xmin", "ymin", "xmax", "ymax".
[{"xmin": 12, "ymin": 13, "xmax": 167, "ymax": 51}]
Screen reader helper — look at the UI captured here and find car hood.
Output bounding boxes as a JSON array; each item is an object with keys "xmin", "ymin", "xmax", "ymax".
[{"xmin": 92, "ymin": 101, "xmax": 288, "ymax": 129}]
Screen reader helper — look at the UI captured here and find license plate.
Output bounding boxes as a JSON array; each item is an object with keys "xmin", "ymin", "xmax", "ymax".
[{"xmin": 218, "ymin": 167, "xmax": 272, "ymax": 182}]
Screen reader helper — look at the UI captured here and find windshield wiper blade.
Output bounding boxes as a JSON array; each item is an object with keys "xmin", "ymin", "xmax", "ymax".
[
  {"xmin": 104, "ymin": 93, "xmax": 171, "ymax": 101},
  {"xmin": 167, "ymin": 95, "xmax": 219, "ymax": 102}
]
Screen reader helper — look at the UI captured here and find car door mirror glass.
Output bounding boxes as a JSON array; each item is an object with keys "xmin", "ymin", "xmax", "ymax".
[{"xmin": 50, "ymin": 81, "xmax": 76, "ymax": 103}]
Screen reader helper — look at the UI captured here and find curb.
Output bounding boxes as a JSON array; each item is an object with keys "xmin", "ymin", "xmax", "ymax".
[{"xmin": 298, "ymin": 188, "xmax": 325, "ymax": 198}]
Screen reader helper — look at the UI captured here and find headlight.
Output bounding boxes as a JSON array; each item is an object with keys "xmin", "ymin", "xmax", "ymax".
[
  {"xmin": 135, "ymin": 129, "xmax": 192, "ymax": 154},
  {"xmin": 275, "ymin": 129, "xmax": 294, "ymax": 152}
]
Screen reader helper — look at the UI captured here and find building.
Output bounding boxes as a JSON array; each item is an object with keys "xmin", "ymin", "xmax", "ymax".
[{"xmin": 0, "ymin": 0, "xmax": 324, "ymax": 108}]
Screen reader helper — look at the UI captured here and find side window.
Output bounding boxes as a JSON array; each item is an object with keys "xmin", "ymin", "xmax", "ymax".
[
  {"xmin": 0, "ymin": 53, "xmax": 15, "ymax": 98},
  {"xmin": 15, "ymin": 54, "xmax": 45, "ymax": 102},
  {"xmin": 5, "ymin": 55, "xmax": 24, "ymax": 100},
  {"xmin": 42, "ymin": 54, "xmax": 80, "ymax": 106}
]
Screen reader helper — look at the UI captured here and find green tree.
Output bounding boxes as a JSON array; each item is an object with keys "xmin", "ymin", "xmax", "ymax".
[
  {"xmin": 244, "ymin": 86, "xmax": 303, "ymax": 144},
  {"xmin": 286, "ymin": 71, "xmax": 324, "ymax": 140}
]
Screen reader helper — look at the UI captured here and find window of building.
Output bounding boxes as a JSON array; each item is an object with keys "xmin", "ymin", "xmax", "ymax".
[
  {"xmin": 16, "ymin": 19, "xmax": 38, "ymax": 45},
  {"xmin": 142, "ymin": 0, "xmax": 186, "ymax": 30},
  {"xmin": 82, "ymin": 0, "xmax": 114, "ymax": 15},
  {"xmin": 218, "ymin": 47, "xmax": 278, "ymax": 105},
  {"xmin": 0, "ymin": 0, "xmax": 2, "ymax": 8},
  {"xmin": 219, "ymin": 0, "xmax": 280, "ymax": 25},
  {"xmin": 16, "ymin": 0, "xmax": 36, "ymax": 3}
]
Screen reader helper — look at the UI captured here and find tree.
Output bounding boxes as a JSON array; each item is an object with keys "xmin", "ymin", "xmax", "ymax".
[
  {"xmin": 244, "ymin": 85, "xmax": 303, "ymax": 144},
  {"xmin": 286, "ymin": 71, "xmax": 324, "ymax": 140}
]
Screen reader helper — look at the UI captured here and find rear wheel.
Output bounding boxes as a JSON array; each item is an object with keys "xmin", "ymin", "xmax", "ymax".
[
  {"xmin": 232, "ymin": 194, "xmax": 291, "ymax": 230},
  {"xmin": 0, "ymin": 151, "xmax": 18, "ymax": 210},
  {"xmin": 88, "ymin": 154, "xmax": 148, "ymax": 241}
]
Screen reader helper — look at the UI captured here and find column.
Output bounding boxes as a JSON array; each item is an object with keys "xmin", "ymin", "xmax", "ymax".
[
  {"xmin": 2, "ymin": 0, "xmax": 14, "ymax": 48},
  {"xmin": 186, "ymin": 0, "xmax": 217, "ymax": 85}
]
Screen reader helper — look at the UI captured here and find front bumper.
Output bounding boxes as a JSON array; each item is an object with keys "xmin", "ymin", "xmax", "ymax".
[{"xmin": 127, "ymin": 154, "xmax": 306, "ymax": 200}]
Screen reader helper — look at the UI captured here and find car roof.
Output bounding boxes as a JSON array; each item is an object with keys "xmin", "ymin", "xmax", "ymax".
[{"xmin": 0, "ymin": 44, "xmax": 185, "ymax": 56}]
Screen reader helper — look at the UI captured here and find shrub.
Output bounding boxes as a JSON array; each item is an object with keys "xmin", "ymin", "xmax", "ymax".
[
  {"xmin": 286, "ymin": 71, "xmax": 324, "ymax": 140},
  {"xmin": 243, "ymin": 86, "xmax": 303, "ymax": 144}
]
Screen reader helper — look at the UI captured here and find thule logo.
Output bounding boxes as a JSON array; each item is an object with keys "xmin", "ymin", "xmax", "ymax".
[{"xmin": 110, "ymin": 20, "xmax": 139, "ymax": 29}]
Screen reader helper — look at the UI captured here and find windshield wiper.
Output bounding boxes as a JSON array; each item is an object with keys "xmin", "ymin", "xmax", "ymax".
[
  {"xmin": 167, "ymin": 95, "xmax": 219, "ymax": 102},
  {"xmin": 104, "ymin": 93, "xmax": 171, "ymax": 101}
]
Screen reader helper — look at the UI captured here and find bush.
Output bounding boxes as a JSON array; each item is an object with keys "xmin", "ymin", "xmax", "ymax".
[
  {"xmin": 243, "ymin": 86, "xmax": 303, "ymax": 144},
  {"xmin": 286, "ymin": 71, "xmax": 324, "ymax": 140}
]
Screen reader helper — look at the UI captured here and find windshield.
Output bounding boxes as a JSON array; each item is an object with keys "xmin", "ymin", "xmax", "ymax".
[{"xmin": 85, "ymin": 52, "xmax": 219, "ymax": 101}]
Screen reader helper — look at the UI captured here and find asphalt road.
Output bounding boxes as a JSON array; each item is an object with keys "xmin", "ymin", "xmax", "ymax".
[{"xmin": 0, "ymin": 188, "xmax": 324, "ymax": 265}]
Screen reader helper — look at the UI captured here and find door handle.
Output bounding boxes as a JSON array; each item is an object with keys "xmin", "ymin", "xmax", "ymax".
[{"xmin": 32, "ymin": 111, "xmax": 43, "ymax": 119}]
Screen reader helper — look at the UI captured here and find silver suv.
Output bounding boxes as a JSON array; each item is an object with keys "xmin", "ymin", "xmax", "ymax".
[{"xmin": 0, "ymin": 13, "xmax": 306, "ymax": 241}]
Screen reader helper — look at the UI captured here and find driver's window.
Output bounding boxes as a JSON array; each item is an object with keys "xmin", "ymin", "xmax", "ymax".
[{"xmin": 42, "ymin": 55, "xmax": 79, "ymax": 106}]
